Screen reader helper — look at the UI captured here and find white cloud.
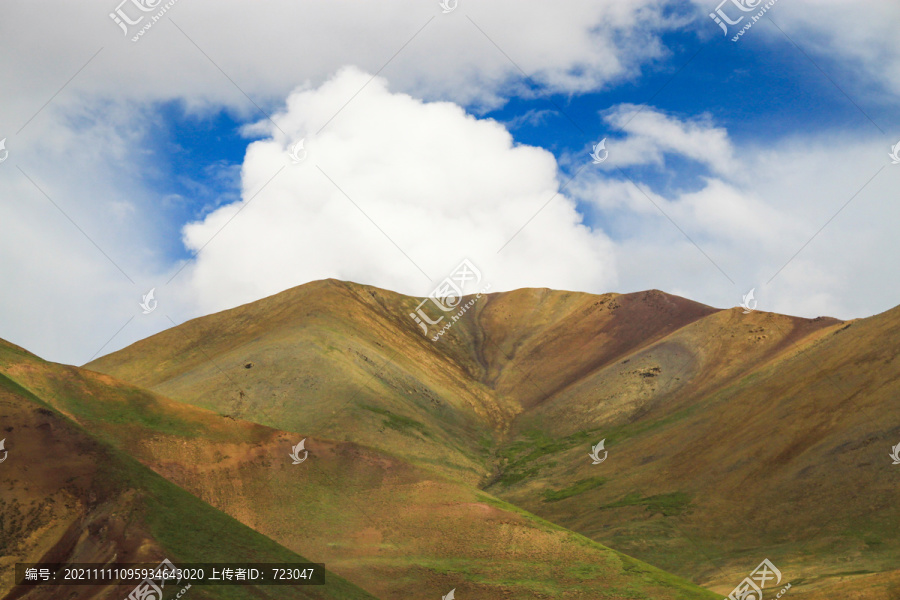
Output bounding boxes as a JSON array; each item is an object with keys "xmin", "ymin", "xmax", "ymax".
[
  {"xmin": 600, "ymin": 104, "xmax": 736, "ymax": 176},
  {"xmin": 0, "ymin": 0, "xmax": 682, "ymax": 123},
  {"xmin": 180, "ymin": 68, "xmax": 616, "ymax": 314},
  {"xmin": 572, "ymin": 106, "xmax": 900, "ymax": 320}
]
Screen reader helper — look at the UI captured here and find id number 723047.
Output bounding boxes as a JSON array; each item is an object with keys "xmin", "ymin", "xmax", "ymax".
[{"xmin": 271, "ymin": 568, "xmax": 315, "ymax": 580}]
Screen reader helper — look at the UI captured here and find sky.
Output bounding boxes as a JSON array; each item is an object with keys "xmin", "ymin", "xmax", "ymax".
[{"xmin": 1, "ymin": 0, "xmax": 899, "ymax": 365}]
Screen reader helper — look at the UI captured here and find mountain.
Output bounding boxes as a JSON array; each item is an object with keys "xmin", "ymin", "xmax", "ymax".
[
  {"xmin": 84, "ymin": 280, "xmax": 900, "ymax": 599},
  {"xmin": 83, "ymin": 281, "xmax": 720, "ymax": 485},
  {"xmin": 0, "ymin": 337, "xmax": 717, "ymax": 600}
]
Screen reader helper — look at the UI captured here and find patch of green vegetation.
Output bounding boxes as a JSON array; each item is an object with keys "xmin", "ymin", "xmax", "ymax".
[
  {"xmin": 392, "ymin": 556, "xmax": 593, "ymax": 597},
  {"xmin": 498, "ymin": 406, "xmax": 700, "ymax": 483},
  {"xmin": 600, "ymin": 403, "xmax": 705, "ymax": 447},
  {"xmin": 494, "ymin": 404, "xmax": 708, "ymax": 489},
  {"xmin": 499, "ymin": 428, "xmax": 597, "ymax": 463},
  {"xmin": 473, "ymin": 494, "xmax": 719, "ymax": 600},
  {"xmin": 737, "ymin": 371, "xmax": 761, "ymax": 388},
  {"xmin": 65, "ymin": 386, "xmax": 203, "ymax": 439},
  {"xmin": 0, "ymin": 371, "xmax": 48, "ymax": 404},
  {"xmin": 495, "ymin": 465, "xmax": 541, "ymax": 486},
  {"xmin": 614, "ymin": 551, "xmax": 722, "ymax": 600},
  {"xmin": 543, "ymin": 477, "xmax": 607, "ymax": 502},
  {"xmin": 475, "ymin": 493, "xmax": 573, "ymax": 533},
  {"xmin": 566, "ymin": 561, "xmax": 610, "ymax": 580},
  {"xmin": 0, "ymin": 369, "xmax": 214, "ymax": 443},
  {"xmin": 0, "ymin": 341, "xmax": 45, "ymax": 365},
  {"xmin": 601, "ymin": 492, "xmax": 692, "ymax": 517},
  {"xmin": 360, "ymin": 404, "xmax": 431, "ymax": 437},
  {"xmin": 495, "ymin": 428, "xmax": 600, "ymax": 486}
]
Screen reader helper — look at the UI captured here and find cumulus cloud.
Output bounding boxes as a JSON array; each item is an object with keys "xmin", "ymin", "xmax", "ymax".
[
  {"xmin": 180, "ymin": 68, "xmax": 616, "ymax": 314},
  {"xmin": 184, "ymin": 90, "xmax": 900, "ymax": 324}
]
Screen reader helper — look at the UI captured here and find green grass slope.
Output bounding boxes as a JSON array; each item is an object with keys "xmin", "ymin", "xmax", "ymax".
[
  {"xmin": 488, "ymin": 305, "xmax": 900, "ymax": 596},
  {"xmin": 0, "ymin": 364, "xmax": 378, "ymax": 600}
]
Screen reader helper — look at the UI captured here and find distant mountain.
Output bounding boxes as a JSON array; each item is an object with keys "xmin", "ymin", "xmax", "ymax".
[{"xmin": 81, "ymin": 280, "xmax": 900, "ymax": 599}]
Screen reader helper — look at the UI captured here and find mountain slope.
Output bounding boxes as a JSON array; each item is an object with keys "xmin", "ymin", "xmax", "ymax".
[
  {"xmin": 0, "ymin": 347, "xmax": 378, "ymax": 600},
  {"xmin": 1, "ymin": 337, "xmax": 720, "ymax": 600},
  {"xmin": 84, "ymin": 280, "xmax": 900, "ymax": 598},
  {"xmin": 490, "ymin": 304, "xmax": 900, "ymax": 595},
  {"xmin": 84, "ymin": 282, "xmax": 720, "ymax": 485},
  {"xmin": 86, "ymin": 280, "xmax": 508, "ymax": 484}
]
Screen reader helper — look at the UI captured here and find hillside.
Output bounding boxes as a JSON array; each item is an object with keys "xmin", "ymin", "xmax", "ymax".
[
  {"xmin": 84, "ymin": 280, "xmax": 900, "ymax": 598},
  {"xmin": 0, "ymin": 337, "xmax": 719, "ymax": 600},
  {"xmin": 84, "ymin": 282, "xmax": 720, "ymax": 485},
  {"xmin": 0, "ymin": 341, "xmax": 378, "ymax": 600}
]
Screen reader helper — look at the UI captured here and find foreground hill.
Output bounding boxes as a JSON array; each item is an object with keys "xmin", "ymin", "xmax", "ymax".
[
  {"xmin": 0, "ymin": 342, "xmax": 377, "ymax": 600},
  {"xmin": 0, "ymin": 338, "xmax": 718, "ymax": 600},
  {"xmin": 85, "ymin": 280, "xmax": 900, "ymax": 598}
]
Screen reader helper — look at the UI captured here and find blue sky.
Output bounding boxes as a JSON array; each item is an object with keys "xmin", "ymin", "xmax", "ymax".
[{"xmin": 155, "ymin": 20, "xmax": 897, "ymax": 257}]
